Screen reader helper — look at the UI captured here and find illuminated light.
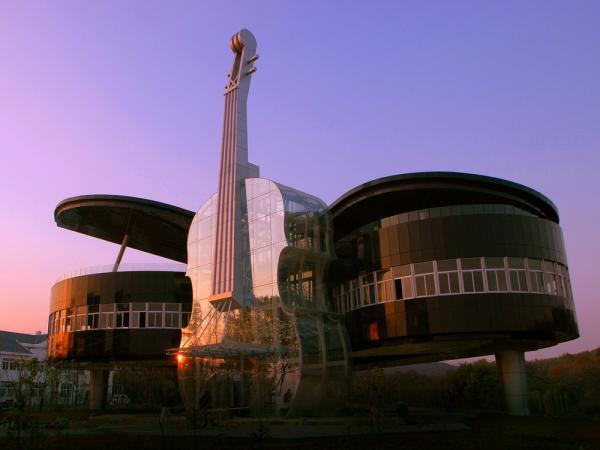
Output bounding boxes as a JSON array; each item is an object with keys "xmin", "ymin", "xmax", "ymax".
[{"xmin": 177, "ymin": 353, "xmax": 185, "ymax": 363}]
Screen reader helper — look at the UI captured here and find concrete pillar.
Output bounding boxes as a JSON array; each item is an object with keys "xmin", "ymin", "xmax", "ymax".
[
  {"xmin": 89, "ymin": 369, "xmax": 109, "ymax": 410},
  {"xmin": 495, "ymin": 350, "xmax": 529, "ymax": 416}
]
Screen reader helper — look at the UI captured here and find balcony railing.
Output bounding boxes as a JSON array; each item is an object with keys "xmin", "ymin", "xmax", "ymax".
[{"xmin": 56, "ymin": 262, "xmax": 187, "ymax": 283}]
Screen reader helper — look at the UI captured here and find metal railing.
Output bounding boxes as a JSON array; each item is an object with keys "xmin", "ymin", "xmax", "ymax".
[{"xmin": 56, "ymin": 262, "xmax": 187, "ymax": 282}]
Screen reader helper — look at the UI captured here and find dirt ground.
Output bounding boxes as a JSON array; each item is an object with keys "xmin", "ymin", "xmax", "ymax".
[{"xmin": 1, "ymin": 411, "xmax": 599, "ymax": 450}]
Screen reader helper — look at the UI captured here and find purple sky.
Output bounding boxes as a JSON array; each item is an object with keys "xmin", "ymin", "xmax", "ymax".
[{"xmin": 1, "ymin": 1, "xmax": 598, "ymax": 360}]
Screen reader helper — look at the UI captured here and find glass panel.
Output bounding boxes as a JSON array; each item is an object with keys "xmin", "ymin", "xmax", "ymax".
[
  {"xmin": 270, "ymin": 189, "xmax": 284, "ymax": 213},
  {"xmin": 438, "ymin": 273, "xmax": 450, "ymax": 294},
  {"xmin": 198, "ymin": 217, "xmax": 212, "ymax": 239},
  {"xmin": 530, "ymin": 271, "xmax": 542, "ymax": 292},
  {"xmin": 497, "ymin": 271, "xmax": 508, "ymax": 291},
  {"xmin": 394, "ymin": 279, "xmax": 403, "ymax": 299},
  {"xmin": 414, "ymin": 261, "xmax": 433, "ymax": 274},
  {"xmin": 383, "ymin": 280, "xmax": 393, "ymax": 301},
  {"xmin": 197, "ymin": 238, "xmax": 212, "ymax": 266},
  {"xmin": 528, "ymin": 258, "xmax": 542, "ymax": 270},
  {"xmin": 377, "ymin": 270, "xmax": 392, "ymax": 282},
  {"xmin": 449, "ymin": 272, "xmax": 460, "ymax": 293},
  {"xmin": 487, "ymin": 271, "xmax": 498, "ymax": 291},
  {"xmin": 270, "ymin": 211, "xmax": 286, "ymax": 244},
  {"xmin": 473, "ymin": 271, "xmax": 484, "ymax": 292},
  {"xmin": 402, "ymin": 278, "xmax": 413, "ymax": 299},
  {"xmin": 415, "ymin": 276, "xmax": 426, "ymax": 296},
  {"xmin": 251, "ymin": 246, "xmax": 272, "ymax": 286},
  {"xmin": 252, "ymin": 194, "xmax": 271, "ymax": 220},
  {"xmin": 463, "ymin": 272, "xmax": 474, "ymax": 292},
  {"xmin": 518, "ymin": 271, "xmax": 528, "ymax": 292},
  {"xmin": 368, "ymin": 285, "xmax": 375, "ymax": 304},
  {"xmin": 425, "ymin": 274, "xmax": 436, "ymax": 296},
  {"xmin": 484, "ymin": 257, "xmax": 504, "ymax": 269},
  {"xmin": 461, "ymin": 258, "xmax": 481, "ymax": 270},
  {"xmin": 542, "ymin": 260, "xmax": 555, "ymax": 273},
  {"xmin": 437, "ymin": 259, "xmax": 457, "ymax": 272},
  {"xmin": 393, "ymin": 264, "xmax": 411, "ymax": 278},
  {"xmin": 250, "ymin": 215, "xmax": 271, "ymax": 249},
  {"xmin": 508, "ymin": 257, "xmax": 525, "ymax": 269}
]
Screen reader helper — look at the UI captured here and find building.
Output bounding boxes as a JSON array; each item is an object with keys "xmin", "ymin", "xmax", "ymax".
[
  {"xmin": 0, "ymin": 330, "xmax": 87, "ymax": 407},
  {"xmin": 48, "ymin": 195, "xmax": 193, "ymax": 409},
  {"xmin": 48, "ymin": 29, "xmax": 578, "ymax": 416}
]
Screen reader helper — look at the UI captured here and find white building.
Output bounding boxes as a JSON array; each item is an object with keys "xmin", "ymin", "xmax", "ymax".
[{"xmin": 0, "ymin": 330, "xmax": 88, "ymax": 407}]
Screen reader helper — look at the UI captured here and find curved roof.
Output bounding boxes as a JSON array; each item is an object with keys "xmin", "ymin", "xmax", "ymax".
[
  {"xmin": 55, "ymin": 195, "xmax": 195, "ymax": 263},
  {"xmin": 329, "ymin": 172, "xmax": 559, "ymax": 239}
]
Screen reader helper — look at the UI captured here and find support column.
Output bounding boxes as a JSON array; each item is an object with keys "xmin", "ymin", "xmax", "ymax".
[
  {"xmin": 495, "ymin": 350, "xmax": 529, "ymax": 416},
  {"xmin": 89, "ymin": 369, "xmax": 109, "ymax": 410},
  {"xmin": 112, "ymin": 233, "xmax": 129, "ymax": 272}
]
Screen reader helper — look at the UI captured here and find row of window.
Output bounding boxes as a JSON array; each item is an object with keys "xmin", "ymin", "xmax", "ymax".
[
  {"xmin": 332, "ymin": 256, "xmax": 572, "ymax": 314},
  {"xmin": 378, "ymin": 203, "xmax": 536, "ymax": 229},
  {"xmin": 1, "ymin": 358, "xmax": 20, "ymax": 371},
  {"xmin": 48, "ymin": 302, "xmax": 192, "ymax": 335}
]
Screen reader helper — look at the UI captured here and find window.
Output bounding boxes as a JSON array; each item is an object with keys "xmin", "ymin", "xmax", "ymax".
[
  {"xmin": 508, "ymin": 257, "xmax": 528, "ymax": 292},
  {"xmin": 414, "ymin": 262, "xmax": 436, "ymax": 297},
  {"xmin": 75, "ymin": 306, "xmax": 87, "ymax": 331},
  {"xmin": 100, "ymin": 304, "xmax": 114, "ymax": 329},
  {"xmin": 461, "ymin": 258, "xmax": 485, "ymax": 293},
  {"xmin": 527, "ymin": 258, "xmax": 544, "ymax": 293},
  {"xmin": 484, "ymin": 257, "xmax": 508, "ymax": 292},
  {"xmin": 376, "ymin": 270, "xmax": 394, "ymax": 302},
  {"xmin": 115, "ymin": 303, "xmax": 130, "ymax": 328},
  {"xmin": 542, "ymin": 260, "xmax": 559, "ymax": 295},
  {"xmin": 59, "ymin": 383, "xmax": 73, "ymax": 400},
  {"xmin": 2, "ymin": 359, "xmax": 18, "ymax": 371},
  {"xmin": 147, "ymin": 303, "xmax": 163, "ymax": 328},
  {"xmin": 87, "ymin": 305, "xmax": 99, "ymax": 330},
  {"xmin": 562, "ymin": 266, "xmax": 573, "ymax": 298},
  {"xmin": 393, "ymin": 265, "xmax": 413, "ymax": 300},
  {"xmin": 436, "ymin": 259, "xmax": 460, "ymax": 295},
  {"xmin": 330, "ymin": 256, "xmax": 570, "ymax": 312},
  {"xmin": 164, "ymin": 304, "xmax": 180, "ymax": 328},
  {"xmin": 360, "ymin": 273, "xmax": 376, "ymax": 306},
  {"xmin": 65, "ymin": 308, "xmax": 74, "ymax": 332}
]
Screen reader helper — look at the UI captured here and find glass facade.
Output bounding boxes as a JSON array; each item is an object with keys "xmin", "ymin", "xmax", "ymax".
[
  {"xmin": 335, "ymin": 204, "xmax": 568, "ymax": 273},
  {"xmin": 330, "ymin": 185, "xmax": 578, "ymax": 366},
  {"xmin": 333, "ymin": 256, "xmax": 572, "ymax": 313},
  {"xmin": 178, "ymin": 178, "xmax": 350, "ymax": 417},
  {"xmin": 48, "ymin": 302, "xmax": 191, "ymax": 334},
  {"xmin": 47, "ymin": 271, "xmax": 192, "ymax": 361}
]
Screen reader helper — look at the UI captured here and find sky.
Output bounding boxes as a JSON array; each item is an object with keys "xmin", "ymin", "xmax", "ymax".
[{"xmin": 0, "ymin": 0, "xmax": 598, "ymax": 360}]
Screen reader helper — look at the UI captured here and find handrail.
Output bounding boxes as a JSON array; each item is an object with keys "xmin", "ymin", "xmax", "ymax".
[{"xmin": 56, "ymin": 262, "xmax": 187, "ymax": 282}]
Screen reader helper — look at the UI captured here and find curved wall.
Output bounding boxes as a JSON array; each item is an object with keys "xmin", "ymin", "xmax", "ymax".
[
  {"xmin": 329, "ymin": 174, "xmax": 579, "ymax": 366},
  {"xmin": 48, "ymin": 271, "xmax": 192, "ymax": 361}
]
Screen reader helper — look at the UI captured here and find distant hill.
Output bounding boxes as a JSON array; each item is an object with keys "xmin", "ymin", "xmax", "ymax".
[{"xmin": 383, "ymin": 361, "xmax": 456, "ymax": 377}]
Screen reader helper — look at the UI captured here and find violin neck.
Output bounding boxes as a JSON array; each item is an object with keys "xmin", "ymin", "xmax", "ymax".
[{"xmin": 210, "ymin": 31, "xmax": 259, "ymax": 305}]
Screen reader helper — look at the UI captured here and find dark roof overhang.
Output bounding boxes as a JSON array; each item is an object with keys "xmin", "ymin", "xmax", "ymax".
[
  {"xmin": 55, "ymin": 195, "xmax": 195, "ymax": 263},
  {"xmin": 329, "ymin": 172, "xmax": 559, "ymax": 240}
]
